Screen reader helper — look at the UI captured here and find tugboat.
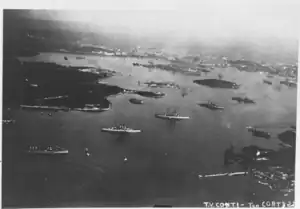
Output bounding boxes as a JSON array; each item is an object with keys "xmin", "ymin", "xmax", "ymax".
[
  {"xmin": 198, "ymin": 101, "xmax": 224, "ymax": 110},
  {"xmin": 27, "ymin": 146, "xmax": 68, "ymax": 155},
  {"xmin": 232, "ymin": 97, "xmax": 256, "ymax": 104},
  {"xmin": 246, "ymin": 126, "xmax": 271, "ymax": 139},
  {"xmin": 129, "ymin": 98, "xmax": 144, "ymax": 104},
  {"xmin": 155, "ymin": 111, "xmax": 190, "ymax": 120},
  {"xmin": 101, "ymin": 124, "xmax": 141, "ymax": 134}
]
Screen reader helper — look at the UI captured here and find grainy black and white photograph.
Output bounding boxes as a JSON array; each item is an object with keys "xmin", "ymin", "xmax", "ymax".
[{"xmin": 1, "ymin": 0, "xmax": 299, "ymax": 208}]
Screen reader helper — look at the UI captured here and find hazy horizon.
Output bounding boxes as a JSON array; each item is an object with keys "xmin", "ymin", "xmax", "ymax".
[
  {"xmin": 23, "ymin": 0, "xmax": 299, "ymax": 43},
  {"xmin": 4, "ymin": 0, "xmax": 299, "ymax": 63}
]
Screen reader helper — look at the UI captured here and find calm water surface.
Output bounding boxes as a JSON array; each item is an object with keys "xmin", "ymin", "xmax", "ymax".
[{"xmin": 3, "ymin": 53, "xmax": 297, "ymax": 207}]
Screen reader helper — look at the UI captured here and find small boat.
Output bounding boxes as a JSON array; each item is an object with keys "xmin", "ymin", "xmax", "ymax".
[
  {"xmin": 198, "ymin": 101, "xmax": 224, "ymax": 110},
  {"xmin": 232, "ymin": 97, "xmax": 255, "ymax": 104},
  {"xmin": 102, "ymin": 125, "xmax": 141, "ymax": 133},
  {"xmin": 85, "ymin": 104, "xmax": 109, "ymax": 109},
  {"xmin": 129, "ymin": 98, "xmax": 144, "ymax": 104},
  {"xmin": 246, "ymin": 126, "xmax": 271, "ymax": 139},
  {"xmin": 44, "ymin": 95, "xmax": 69, "ymax": 100},
  {"xmin": 84, "ymin": 148, "xmax": 90, "ymax": 156},
  {"xmin": 256, "ymin": 157, "xmax": 269, "ymax": 161},
  {"xmin": 183, "ymin": 71, "xmax": 202, "ymax": 76},
  {"xmin": 97, "ymin": 80, "xmax": 108, "ymax": 84},
  {"xmin": 152, "ymin": 91, "xmax": 166, "ymax": 97},
  {"xmin": 263, "ymin": 79, "xmax": 272, "ymax": 85},
  {"xmin": 149, "ymin": 84, "xmax": 158, "ymax": 87},
  {"xmin": 27, "ymin": 146, "xmax": 68, "ymax": 155},
  {"xmin": 197, "ymin": 68, "xmax": 210, "ymax": 73},
  {"xmin": 132, "ymin": 63, "xmax": 141, "ymax": 66},
  {"xmin": 155, "ymin": 113, "xmax": 190, "ymax": 120},
  {"xmin": 85, "ymin": 104, "xmax": 97, "ymax": 108},
  {"xmin": 198, "ymin": 171, "xmax": 248, "ymax": 179}
]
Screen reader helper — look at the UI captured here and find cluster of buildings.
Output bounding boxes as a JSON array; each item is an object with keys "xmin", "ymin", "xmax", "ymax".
[
  {"xmin": 79, "ymin": 44, "xmax": 127, "ymax": 56},
  {"xmin": 278, "ymin": 66, "xmax": 297, "ymax": 78},
  {"xmin": 131, "ymin": 46, "xmax": 164, "ymax": 57}
]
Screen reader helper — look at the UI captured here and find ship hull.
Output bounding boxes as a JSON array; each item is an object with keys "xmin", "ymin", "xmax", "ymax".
[
  {"xmin": 74, "ymin": 107, "xmax": 110, "ymax": 112},
  {"xmin": 129, "ymin": 99, "xmax": 144, "ymax": 104},
  {"xmin": 198, "ymin": 104, "xmax": 224, "ymax": 110},
  {"xmin": 101, "ymin": 128, "xmax": 141, "ymax": 133},
  {"xmin": 27, "ymin": 151, "xmax": 69, "ymax": 155},
  {"xmin": 20, "ymin": 105, "xmax": 69, "ymax": 111},
  {"xmin": 155, "ymin": 114, "xmax": 190, "ymax": 120}
]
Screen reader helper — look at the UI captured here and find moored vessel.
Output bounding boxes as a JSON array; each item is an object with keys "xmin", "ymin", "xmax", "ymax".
[
  {"xmin": 155, "ymin": 112, "xmax": 190, "ymax": 120},
  {"xmin": 198, "ymin": 101, "xmax": 224, "ymax": 110},
  {"xmin": 129, "ymin": 98, "xmax": 144, "ymax": 104},
  {"xmin": 26, "ymin": 146, "xmax": 68, "ymax": 155},
  {"xmin": 102, "ymin": 124, "xmax": 141, "ymax": 133}
]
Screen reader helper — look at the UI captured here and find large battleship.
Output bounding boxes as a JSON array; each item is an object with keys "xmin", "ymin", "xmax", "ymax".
[
  {"xmin": 155, "ymin": 111, "xmax": 190, "ymax": 120},
  {"xmin": 198, "ymin": 101, "xmax": 224, "ymax": 110},
  {"xmin": 102, "ymin": 124, "xmax": 141, "ymax": 134}
]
